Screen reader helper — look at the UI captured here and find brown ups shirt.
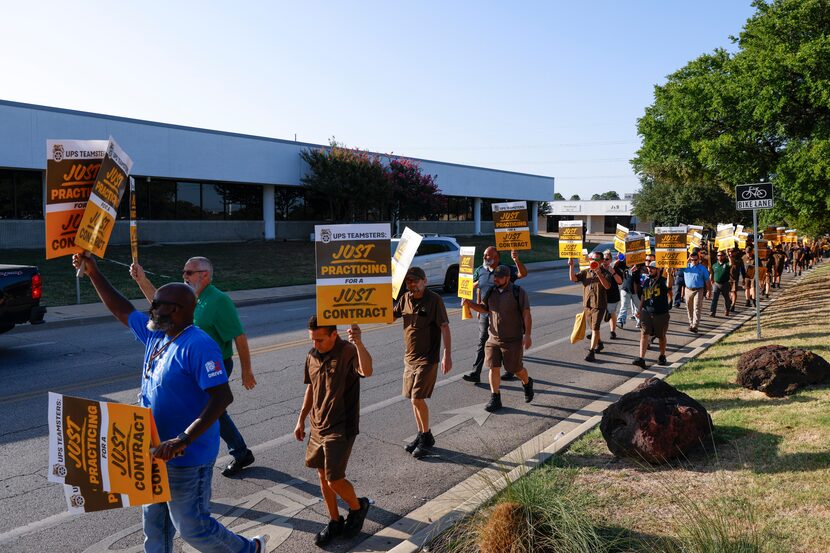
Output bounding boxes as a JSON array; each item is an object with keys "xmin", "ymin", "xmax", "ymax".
[
  {"xmin": 485, "ymin": 283, "xmax": 530, "ymax": 345},
  {"xmin": 393, "ymin": 289, "xmax": 449, "ymax": 364},
  {"xmin": 575, "ymin": 269, "xmax": 608, "ymax": 310},
  {"xmin": 304, "ymin": 336, "xmax": 361, "ymax": 437}
]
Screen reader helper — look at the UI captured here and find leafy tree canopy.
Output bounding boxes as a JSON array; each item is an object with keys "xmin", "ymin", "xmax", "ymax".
[
  {"xmin": 301, "ymin": 139, "xmax": 443, "ymax": 224},
  {"xmin": 632, "ymin": 0, "xmax": 830, "ymax": 236},
  {"xmin": 554, "ymin": 192, "xmax": 566, "ymax": 200},
  {"xmin": 591, "ymin": 191, "xmax": 621, "ymax": 200},
  {"xmin": 569, "ymin": 194, "xmax": 581, "ymax": 201}
]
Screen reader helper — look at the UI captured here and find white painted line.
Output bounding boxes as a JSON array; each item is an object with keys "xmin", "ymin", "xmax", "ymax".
[
  {"xmin": 6, "ymin": 341, "xmax": 56, "ymax": 350},
  {"xmin": 0, "ymin": 511, "xmax": 73, "ymax": 545}
]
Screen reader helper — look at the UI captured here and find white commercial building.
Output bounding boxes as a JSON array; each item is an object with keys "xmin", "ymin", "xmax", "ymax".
[
  {"xmin": 0, "ymin": 100, "xmax": 554, "ymax": 248},
  {"xmin": 548, "ymin": 199, "xmax": 650, "ymax": 234}
]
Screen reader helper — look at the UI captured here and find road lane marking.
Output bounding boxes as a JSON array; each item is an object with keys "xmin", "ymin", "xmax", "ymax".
[{"xmin": 6, "ymin": 341, "xmax": 56, "ymax": 350}]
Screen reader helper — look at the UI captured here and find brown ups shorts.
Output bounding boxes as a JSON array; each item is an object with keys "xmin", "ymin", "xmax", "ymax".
[
  {"xmin": 640, "ymin": 311, "xmax": 669, "ymax": 338},
  {"xmin": 402, "ymin": 362, "xmax": 438, "ymax": 399},
  {"xmin": 485, "ymin": 341, "xmax": 524, "ymax": 374},
  {"xmin": 585, "ymin": 307, "xmax": 606, "ymax": 331},
  {"xmin": 305, "ymin": 432, "xmax": 356, "ymax": 481}
]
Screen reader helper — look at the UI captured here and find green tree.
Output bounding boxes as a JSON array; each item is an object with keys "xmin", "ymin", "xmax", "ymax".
[
  {"xmin": 300, "ymin": 139, "xmax": 388, "ymax": 222},
  {"xmin": 591, "ymin": 191, "xmax": 621, "ymax": 200},
  {"xmin": 553, "ymin": 192, "xmax": 566, "ymax": 200},
  {"xmin": 387, "ymin": 158, "xmax": 444, "ymax": 230},
  {"xmin": 569, "ymin": 194, "xmax": 581, "ymax": 201},
  {"xmin": 632, "ymin": 0, "xmax": 830, "ymax": 236}
]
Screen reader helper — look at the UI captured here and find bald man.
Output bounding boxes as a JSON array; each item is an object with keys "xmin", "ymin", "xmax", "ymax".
[{"xmin": 72, "ymin": 255, "xmax": 266, "ymax": 553}]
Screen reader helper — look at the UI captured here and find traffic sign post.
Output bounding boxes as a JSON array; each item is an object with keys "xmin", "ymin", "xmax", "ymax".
[{"xmin": 736, "ymin": 183, "xmax": 774, "ymax": 340}]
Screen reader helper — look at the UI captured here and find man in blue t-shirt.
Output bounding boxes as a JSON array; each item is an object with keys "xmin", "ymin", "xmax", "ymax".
[
  {"xmin": 682, "ymin": 251, "xmax": 712, "ymax": 333},
  {"xmin": 71, "ymin": 254, "xmax": 266, "ymax": 553},
  {"xmin": 462, "ymin": 246, "xmax": 527, "ymax": 383}
]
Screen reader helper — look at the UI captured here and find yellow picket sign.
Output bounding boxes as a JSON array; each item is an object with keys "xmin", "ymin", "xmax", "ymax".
[
  {"xmin": 315, "ymin": 224, "xmax": 394, "ymax": 325},
  {"xmin": 493, "ymin": 201, "xmax": 532, "ymax": 251}
]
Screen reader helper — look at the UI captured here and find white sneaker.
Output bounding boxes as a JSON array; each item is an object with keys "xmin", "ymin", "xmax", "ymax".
[{"xmin": 253, "ymin": 534, "xmax": 268, "ymax": 552}]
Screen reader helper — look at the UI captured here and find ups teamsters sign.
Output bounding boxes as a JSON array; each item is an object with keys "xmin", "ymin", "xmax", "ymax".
[
  {"xmin": 655, "ymin": 226, "xmax": 688, "ymax": 269},
  {"xmin": 75, "ymin": 137, "xmax": 133, "ymax": 258},
  {"xmin": 315, "ymin": 223, "xmax": 394, "ymax": 325},
  {"xmin": 47, "ymin": 393, "xmax": 170, "ymax": 514},
  {"xmin": 44, "ymin": 140, "xmax": 108, "ymax": 259},
  {"xmin": 492, "ymin": 201, "xmax": 531, "ymax": 251}
]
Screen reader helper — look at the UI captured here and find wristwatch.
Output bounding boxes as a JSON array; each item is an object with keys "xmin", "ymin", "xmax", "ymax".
[{"xmin": 176, "ymin": 432, "xmax": 192, "ymax": 446}]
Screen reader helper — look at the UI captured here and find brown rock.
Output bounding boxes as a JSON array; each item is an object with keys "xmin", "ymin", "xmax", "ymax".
[
  {"xmin": 736, "ymin": 344, "xmax": 829, "ymax": 397},
  {"xmin": 600, "ymin": 377, "xmax": 712, "ymax": 464}
]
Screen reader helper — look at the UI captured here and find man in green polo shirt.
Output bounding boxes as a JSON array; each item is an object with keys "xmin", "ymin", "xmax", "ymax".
[{"xmin": 130, "ymin": 256, "xmax": 257, "ymax": 477}]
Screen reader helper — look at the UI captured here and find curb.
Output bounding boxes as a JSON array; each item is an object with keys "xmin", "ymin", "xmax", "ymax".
[{"xmin": 350, "ymin": 271, "xmax": 805, "ymax": 552}]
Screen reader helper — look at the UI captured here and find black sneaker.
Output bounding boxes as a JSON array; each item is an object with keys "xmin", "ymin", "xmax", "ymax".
[
  {"xmin": 315, "ymin": 516, "xmax": 344, "ymax": 546},
  {"xmin": 501, "ymin": 371, "xmax": 515, "ymax": 381},
  {"xmin": 595, "ymin": 341, "xmax": 605, "ymax": 352},
  {"xmin": 585, "ymin": 349, "xmax": 596, "ymax": 362},
  {"xmin": 412, "ymin": 430, "xmax": 434, "ymax": 459},
  {"xmin": 484, "ymin": 393, "xmax": 503, "ymax": 412},
  {"xmin": 745, "ymin": 299, "xmax": 751, "ymax": 307},
  {"xmin": 344, "ymin": 497, "xmax": 371, "ymax": 538},
  {"xmin": 523, "ymin": 377, "xmax": 534, "ymax": 403},
  {"xmin": 462, "ymin": 371, "xmax": 481, "ymax": 383},
  {"xmin": 586, "ymin": 332, "xmax": 592, "ymax": 341},
  {"xmin": 221, "ymin": 449, "xmax": 255, "ymax": 477},
  {"xmin": 632, "ymin": 357, "xmax": 647, "ymax": 369},
  {"xmin": 404, "ymin": 433, "xmax": 421, "ymax": 454},
  {"xmin": 610, "ymin": 331, "xmax": 617, "ymax": 339},
  {"xmin": 658, "ymin": 355, "xmax": 668, "ymax": 366}
]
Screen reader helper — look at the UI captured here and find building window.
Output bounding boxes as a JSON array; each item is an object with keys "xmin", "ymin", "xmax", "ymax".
[
  {"xmin": 0, "ymin": 169, "xmax": 44, "ymax": 219},
  {"xmin": 177, "ymin": 182, "xmax": 202, "ymax": 220}
]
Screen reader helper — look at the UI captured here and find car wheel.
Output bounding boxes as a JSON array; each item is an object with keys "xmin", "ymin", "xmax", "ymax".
[{"xmin": 444, "ymin": 266, "xmax": 459, "ymax": 293}]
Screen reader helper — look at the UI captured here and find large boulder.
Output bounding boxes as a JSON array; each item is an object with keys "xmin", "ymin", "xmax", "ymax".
[
  {"xmin": 600, "ymin": 377, "xmax": 712, "ymax": 464},
  {"xmin": 736, "ymin": 345, "xmax": 829, "ymax": 397}
]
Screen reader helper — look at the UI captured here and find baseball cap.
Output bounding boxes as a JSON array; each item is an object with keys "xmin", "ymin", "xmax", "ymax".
[
  {"xmin": 405, "ymin": 266, "xmax": 426, "ymax": 280},
  {"xmin": 648, "ymin": 261, "xmax": 658, "ymax": 268},
  {"xmin": 493, "ymin": 265, "xmax": 511, "ymax": 278}
]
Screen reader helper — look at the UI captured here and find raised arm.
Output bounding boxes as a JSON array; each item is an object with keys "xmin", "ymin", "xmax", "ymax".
[
  {"xmin": 130, "ymin": 262, "xmax": 157, "ymax": 303},
  {"xmin": 348, "ymin": 325, "xmax": 374, "ymax": 377},
  {"xmin": 511, "ymin": 250, "xmax": 528, "ymax": 279},
  {"xmin": 72, "ymin": 254, "xmax": 135, "ymax": 326},
  {"xmin": 568, "ymin": 258, "xmax": 579, "ymax": 283}
]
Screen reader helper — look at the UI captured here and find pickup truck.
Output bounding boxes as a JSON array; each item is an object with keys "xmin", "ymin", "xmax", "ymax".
[{"xmin": 0, "ymin": 264, "xmax": 46, "ymax": 334}]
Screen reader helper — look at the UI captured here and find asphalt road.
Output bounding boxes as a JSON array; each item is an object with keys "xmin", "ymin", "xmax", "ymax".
[{"xmin": 0, "ymin": 268, "xmax": 728, "ymax": 552}]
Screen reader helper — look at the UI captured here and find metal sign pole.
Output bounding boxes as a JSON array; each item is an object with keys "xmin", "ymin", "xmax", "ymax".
[{"xmin": 753, "ymin": 208, "xmax": 761, "ymax": 339}]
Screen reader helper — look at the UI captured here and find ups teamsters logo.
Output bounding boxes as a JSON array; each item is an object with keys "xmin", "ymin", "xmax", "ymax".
[
  {"xmin": 52, "ymin": 464, "xmax": 67, "ymax": 477},
  {"xmin": 52, "ymin": 144, "xmax": 64, "ymax": 162},
  {"xmin": 70, "ymin": 494, "xmax": 85, "ymax": 508},
  {"xmin": 320, "ymin": 228, "xmax": 332, "ymax": 244}
]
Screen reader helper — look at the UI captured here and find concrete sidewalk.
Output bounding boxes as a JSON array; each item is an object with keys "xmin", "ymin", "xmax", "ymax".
[{"xmin": 40, "ymin": 259, "xmax": 569, "ymax": 327}]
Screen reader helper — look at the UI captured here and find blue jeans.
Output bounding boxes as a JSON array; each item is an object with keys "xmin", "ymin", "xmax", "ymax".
[
  {"xmin": 472, "ymin": 314, "xmax": 490, "ymax": 374},
  {"xmin": 617, "ymin": 289, "xmax": 639, "ymax": 325},
  {"xmin": 220, "ymin": 358, "xmax": 249, "ymax": 460},
  {"xmin": 143, "ymin": 464, "xmax": 255, "ymax": 553}
]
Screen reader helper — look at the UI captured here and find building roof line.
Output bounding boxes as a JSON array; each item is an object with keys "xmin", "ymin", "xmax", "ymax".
[{"xmin": 0, "ymin": 99, "xmax": 554, "ymax": 181}]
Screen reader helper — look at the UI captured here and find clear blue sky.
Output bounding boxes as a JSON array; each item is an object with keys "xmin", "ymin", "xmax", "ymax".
[{"xmin": 1, "ymin": 1, "xmax": 756, "ymax": 199}]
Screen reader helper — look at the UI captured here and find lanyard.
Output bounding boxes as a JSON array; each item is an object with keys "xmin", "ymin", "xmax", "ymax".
[{"xmin": 143, "ymin": 325, "xmax": 192, "ymax": 379}]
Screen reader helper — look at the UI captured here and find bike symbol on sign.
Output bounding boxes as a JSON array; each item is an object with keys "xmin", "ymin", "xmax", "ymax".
[{"xmin": 741, "ymin": 186, "xmax": 768, "ymax": 200}]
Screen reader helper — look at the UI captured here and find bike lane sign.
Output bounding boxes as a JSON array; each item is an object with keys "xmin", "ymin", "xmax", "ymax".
[{"xmin": 736, "ymin": 182, "xmax": 774, "ymax": 210}]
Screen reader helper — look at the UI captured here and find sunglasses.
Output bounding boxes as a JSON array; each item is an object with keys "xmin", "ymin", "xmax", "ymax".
[
  {"xmin": 150, "ymin": 299, "xmax": 182, "ymax": 310},
  {"xmin": 182, "ymin": 270, "xmax": 207, "ymax": 276}
]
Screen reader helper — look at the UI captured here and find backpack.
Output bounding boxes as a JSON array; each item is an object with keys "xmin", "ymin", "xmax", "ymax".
[{"xmin": 482, "ymin": 284, "xmax": 525, "ymax": 333}]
